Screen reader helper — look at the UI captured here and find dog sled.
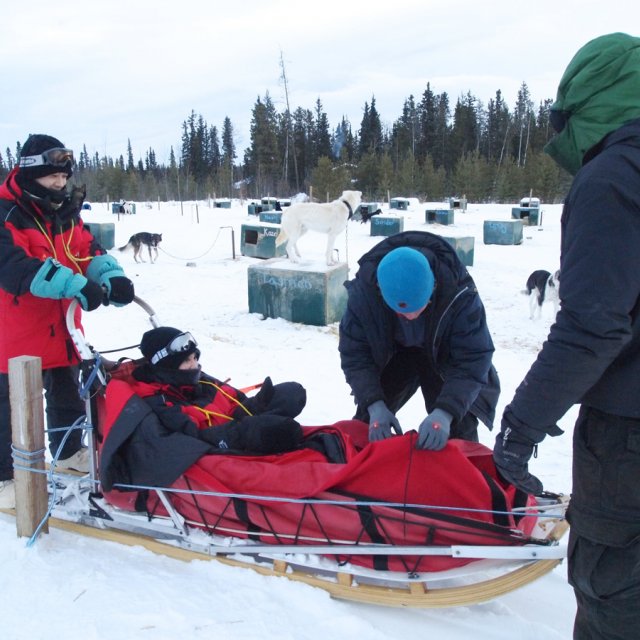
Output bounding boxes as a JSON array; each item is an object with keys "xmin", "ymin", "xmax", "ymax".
[{"xmin": 6, "ymin": 298, "xmax": 569, "ymax": 608}]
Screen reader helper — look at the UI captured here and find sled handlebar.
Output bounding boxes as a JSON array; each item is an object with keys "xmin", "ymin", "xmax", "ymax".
[{"xmin": 66, "ymin": 295, "xmax": 160, "ymax": 361}]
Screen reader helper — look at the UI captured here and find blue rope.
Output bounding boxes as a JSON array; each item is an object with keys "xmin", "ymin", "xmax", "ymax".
[
  {"xmin": 11, "ymin": 446, "xmax": 46, "ymax": 467},
  {"xmin": 107, "ymin": 481, "xmax": 551, "ymax": 519},
  {"xmin": 18, "ymin": 417, "xmax": 90, "ymax": 547},
  {"xmin": 78, "ymin": 353, "xmax": 103, "ymax": 399}
]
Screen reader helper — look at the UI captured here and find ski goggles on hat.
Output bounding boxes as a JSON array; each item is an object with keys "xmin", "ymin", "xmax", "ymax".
[
  {"xmin": 150, "ymin": 332, "xmax": 198, "ymax": 365},
  {"xmin": 19, "ymin": 148, "xmax": 74, "ymax": 169}
]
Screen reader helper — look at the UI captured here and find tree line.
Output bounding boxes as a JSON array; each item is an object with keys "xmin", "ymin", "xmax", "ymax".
[{"xmin": 0, "ymin": 81, "xmax": 572, "ymax": 205}]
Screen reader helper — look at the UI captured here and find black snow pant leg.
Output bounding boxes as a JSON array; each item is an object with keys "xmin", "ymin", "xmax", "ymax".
[
  {"xmin": 568, "ymin": 406, "xmax": 640, "ymax": 639},
  {"xmin": 450, "ymin": 412, "xmax": 479, "ymax": 442},
  {"xmin": 569, "ymin": 530, "xmax": 640, "ymax": 640},
  {"xmin": 0, "ymin": 374, "xmax": 12, "ymax": 481},
  {"xmin": 354, "ymin": 349, "xmax": 423, "ymax": 421},
  {"xmin": 43, "ymin": 366, "xmax": 85, "ymax": 459}
]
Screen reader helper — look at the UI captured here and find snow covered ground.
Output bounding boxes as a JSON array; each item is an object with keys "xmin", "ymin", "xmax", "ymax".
[{"xmin": 0, "ymin": 197, "xmax": 577, "ymax": 639}]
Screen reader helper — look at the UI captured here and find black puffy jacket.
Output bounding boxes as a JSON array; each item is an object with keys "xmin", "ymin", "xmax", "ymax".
[
  {"xmin": 508, "ymin": 119, "xmax": 640, "ymax": 433},
  {"xmin": 339, "ymin": 231, "xmax": 500, "ymax": 428}
]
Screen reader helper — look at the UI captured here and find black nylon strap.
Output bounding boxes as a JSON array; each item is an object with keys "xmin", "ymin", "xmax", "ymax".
[{"xmin": 341, "ymin": 199, "xmax": 354, "ymax": 219}]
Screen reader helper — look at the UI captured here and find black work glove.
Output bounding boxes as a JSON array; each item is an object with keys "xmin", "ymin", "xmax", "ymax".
[
  {"xmin": 201, "ymin": 414, "xmax": 302, "ymax": 454},
  {"xmin": 243, "ymin": 377, "xmax": 275, "ymax": 414},
  {"xmin": 240, "ymin": 414, "xmax": 302, "ymax": 453},
  {"xmin": 106, "ymin": 276, "xmax": 135, "ymax": 306},
  {"xmin": 78, "ymin": 280, "xmax": 104, "ymax": 311},
  {"xmin": 493, "ymin": 429, "xmax": 543, "ymax": 495}
]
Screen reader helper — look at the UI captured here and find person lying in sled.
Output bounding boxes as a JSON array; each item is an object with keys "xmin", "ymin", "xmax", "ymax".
[{"xmin": 99, "ymin": 326, "xmax": 306, "ymax": 490}]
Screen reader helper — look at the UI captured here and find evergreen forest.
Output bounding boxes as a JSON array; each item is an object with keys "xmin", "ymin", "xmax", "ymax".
[{"xmin": 0, "ymin": 81, "xmax": 573, "ymax": 204}]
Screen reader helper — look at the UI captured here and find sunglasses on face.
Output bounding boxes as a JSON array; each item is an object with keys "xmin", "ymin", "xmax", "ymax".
[
  {"xmin": 549, "ymin": 109, "xmax": 570, "ymax": 134},
  {"xmin": 150, "ymin": 332, "xmax": 198, "ymax": 365},
  {"xmin": 18, "ymin": 147, "xmax": 74, "ymax": 169}
]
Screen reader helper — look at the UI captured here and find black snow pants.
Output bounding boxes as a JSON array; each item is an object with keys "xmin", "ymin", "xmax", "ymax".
[
  {"xmin": 568, "ymin": 406, "xmax": 640, "ymax": 640},
  {"xmin": 354, "ymin": 347, "xmax": 479, "ymax": 441}
]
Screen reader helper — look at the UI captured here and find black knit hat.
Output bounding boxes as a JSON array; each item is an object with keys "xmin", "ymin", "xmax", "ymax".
[
  {"xmin": 139, "ymin": 326, "xmax": 200, "ymax": 369},
  {"xmin": 19, "ymin": 134, "xmax": 73, "ymax": 179}
]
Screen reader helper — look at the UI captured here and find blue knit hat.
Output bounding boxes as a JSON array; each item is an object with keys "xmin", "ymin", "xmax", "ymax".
[{"xmin": 377, "ymin": 247, "xmax": 434, "ymax": 313}]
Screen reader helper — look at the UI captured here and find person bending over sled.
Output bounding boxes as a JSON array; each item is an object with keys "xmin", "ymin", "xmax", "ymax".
[
  {"xmin": 100, "ymin": 327, "xmax": 306, "ymax": 490},
  {"xmin": 339, "ymin": 231, "xmax": 500, "ymax": 451}
]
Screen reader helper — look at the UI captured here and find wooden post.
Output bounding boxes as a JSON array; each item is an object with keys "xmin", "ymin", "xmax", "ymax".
[{"xmin": 9, "ymin": 356, "xmax": 49, "ymax": 537}]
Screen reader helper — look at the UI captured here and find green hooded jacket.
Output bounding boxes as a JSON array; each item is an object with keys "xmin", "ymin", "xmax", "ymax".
[{"xmin": 545, "ymin": 32, "xmax": 640, "ymax": 175}]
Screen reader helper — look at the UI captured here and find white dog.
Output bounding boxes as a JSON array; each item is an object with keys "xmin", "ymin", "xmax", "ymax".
[
  {"xmin": 524, "ymin": 269, "xmax": 560, "ymax": 319},
  {"xmin": 275, "ymin": 190, "xmax": 362, "ymax": 266}
]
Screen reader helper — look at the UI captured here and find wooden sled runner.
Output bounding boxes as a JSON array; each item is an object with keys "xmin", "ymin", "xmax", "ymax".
[
  {"xmin": 2, "ymin": 298, "xmax": 570, "ymax": 609},
  {"xmin": 6, "ymin": 470, "xmax": 568, "ymax": 609},
  {"xmin": 45, "ymin": 497, "xmax": 568, "ymax": 608}
]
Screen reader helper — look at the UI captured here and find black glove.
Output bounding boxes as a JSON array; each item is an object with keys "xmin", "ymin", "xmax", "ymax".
[
  {"xmin": 86, "ymin": 255, "xmax": 134, "ymax": 307},
  {"xmin": 78, "ymin": 280, "xmax": 104, "ymax": 311},
  {"xmin": 201, "ymin": 414, "xmax": 302, "ymax": 454},
  {"xmin": 493, "ymin": 430, "xmax": 543, "ymax": 495},
  {"xmin": 106, "ymin": 276, "xmax": 135, "ymax": 306},
  {"xmin": 244, "ymin": 377, "xmax": 275, "ymax": 414}
]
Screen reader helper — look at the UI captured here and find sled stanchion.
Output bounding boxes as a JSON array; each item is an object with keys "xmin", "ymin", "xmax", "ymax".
[
  {"xmin": 132, "ymin": 296, "xmax": 160, "ymax": 328},
  {"xmin": 8, "ymin": 356, "xmax": 49, "ymax": 537}
]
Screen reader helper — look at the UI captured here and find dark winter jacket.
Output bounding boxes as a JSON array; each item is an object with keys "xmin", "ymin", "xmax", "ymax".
[
  {"xmin": 339, "ymin": 231, "xmax": 500, "ymax": 428},
  {"xmin": 507, "ymin": 118, "xmax": 640, "ymax": 435},
  {"xmin": 505, "ymin": 36, "xmax": 640, "ymax": 543},
  {"xmin": 99, "ymin": 367, "xmax": 307, "ymax": 491},
  {"xmin": 0, "ymin": 168, "xmax": 102, "ymax": 372}
]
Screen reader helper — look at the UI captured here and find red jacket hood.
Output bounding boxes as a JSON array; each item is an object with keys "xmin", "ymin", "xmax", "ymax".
[{"xmin": 0, "ymin": 167, "xmax": 22, "ymax": 200}]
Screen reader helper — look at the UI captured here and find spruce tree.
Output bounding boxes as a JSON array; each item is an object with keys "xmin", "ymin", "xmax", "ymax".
[
  {"xmin": 245, "ymin": 93, "xmax": 280, "ymax": 196},
  {"xmin": 417, "ymin": 83, "xmax": 437, "ymax": 163}
]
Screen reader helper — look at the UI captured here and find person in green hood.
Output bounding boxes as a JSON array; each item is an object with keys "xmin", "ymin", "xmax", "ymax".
[{"xmin": 493, "ymin": 32, "xmax": 640, "ymax": 639}]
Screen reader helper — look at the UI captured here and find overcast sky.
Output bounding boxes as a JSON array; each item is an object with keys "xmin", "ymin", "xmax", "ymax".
[{"xmin": 1, "ymin": 0, "xmax": 638, "ymax": 165}]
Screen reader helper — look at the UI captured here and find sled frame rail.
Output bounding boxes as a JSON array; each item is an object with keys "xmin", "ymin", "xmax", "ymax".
[{"xmin": 42, "ymin": 509, "xmax": 569, "ymax": 609}]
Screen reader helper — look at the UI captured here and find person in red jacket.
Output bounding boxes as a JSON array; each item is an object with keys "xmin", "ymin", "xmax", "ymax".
[
  {"xmin": 0, "ymin": 134, "xmax": 135, "ymax": 509},
  {"xmin": 98, "ymin": 326, "xmax": 306, "ymax": 492}
]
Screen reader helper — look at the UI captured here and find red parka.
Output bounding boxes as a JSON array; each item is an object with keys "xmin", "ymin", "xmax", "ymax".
[{"xmin": 0, "ymin": 168, "xmax": 102, "ymax": 372}]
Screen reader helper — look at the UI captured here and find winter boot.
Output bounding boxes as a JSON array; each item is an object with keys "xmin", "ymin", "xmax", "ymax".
[{"xmin": 57, "ymin": 447, "xmax": 90, "ymax": 473}]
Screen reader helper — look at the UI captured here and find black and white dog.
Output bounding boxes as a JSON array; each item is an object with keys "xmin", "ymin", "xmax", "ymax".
[
  {"xmin": 524, "ymin": 269, "xmax": 560, "ymax": 319},
  {"xmin": 357, "ymin": 207, "xmax": 382, "ymax": 224},
  {"xmin": 118, "ymin": 232, "xmax": 162, "ymax": 263}
]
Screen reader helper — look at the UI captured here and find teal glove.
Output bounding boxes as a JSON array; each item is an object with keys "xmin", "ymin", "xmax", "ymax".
[
  {"xmin": 30, "ymin": 257, "xmax": 102, "ymax": 311},
  {"xmin": 86, "ymin": 254, "xmax": 135, "ymax": 306},
  {"xmin": 417, "ymin": 409, "xmax": 453, "ymax": 450}
]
